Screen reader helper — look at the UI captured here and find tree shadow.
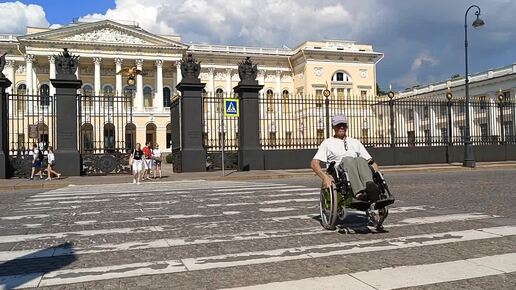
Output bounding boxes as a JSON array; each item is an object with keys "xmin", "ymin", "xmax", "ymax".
[{"xmin": 0, "ymin": 242, "xmax": 76, "ymax": 289}]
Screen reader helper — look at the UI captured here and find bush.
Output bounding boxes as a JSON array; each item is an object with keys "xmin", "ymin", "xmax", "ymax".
[{"xmin": 165, "ymin": 154, "xmax": 173, "ymax": 164}]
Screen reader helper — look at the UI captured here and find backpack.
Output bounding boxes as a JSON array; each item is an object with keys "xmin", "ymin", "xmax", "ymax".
[{"xmin": 37, "ymin": 149, "xmax": 44, "ymax": 161}]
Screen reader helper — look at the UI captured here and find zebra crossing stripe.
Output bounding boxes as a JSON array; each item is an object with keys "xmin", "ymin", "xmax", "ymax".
[
  {"xmin": 222, "ymin": 252, "xmax": 516, "ymax": 290},
  {"xmin": 2, "ymin": 227, "xmax": 514, "ymax": 288},
  {"xmin": 0, "ymin": 213, "xmax": 500, "ymax": 262}
]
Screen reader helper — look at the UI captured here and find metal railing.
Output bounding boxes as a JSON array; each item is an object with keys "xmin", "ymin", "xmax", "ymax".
[{"xmin": 78, "ymin": 94, "xmax": 133, "ymax": 154}]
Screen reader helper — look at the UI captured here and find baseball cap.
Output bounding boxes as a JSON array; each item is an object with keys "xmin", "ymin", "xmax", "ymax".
[{"xmin": 331, "ymin": 114, "xmax": 348, "ymax": 126}]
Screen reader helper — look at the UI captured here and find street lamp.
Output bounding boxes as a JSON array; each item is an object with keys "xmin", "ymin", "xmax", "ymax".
[{"xmin": 463, "ymin": 5, "xmax": 485, "ymax": 168}]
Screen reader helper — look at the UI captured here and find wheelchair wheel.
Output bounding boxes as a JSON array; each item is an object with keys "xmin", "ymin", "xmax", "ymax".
[{"xmin": 319, "ymin": 184, "xmax": 338, "ymax": 230}]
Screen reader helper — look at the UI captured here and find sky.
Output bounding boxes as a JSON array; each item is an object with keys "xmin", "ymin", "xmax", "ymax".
[{"xmin": 1, "ymin": 0, "xmax": 515, "ymax": 92}]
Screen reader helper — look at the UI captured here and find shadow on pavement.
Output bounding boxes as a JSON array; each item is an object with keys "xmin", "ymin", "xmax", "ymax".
[{"xmin": 0, "ymin": 242, "xmax": 76, "ymax": 289}]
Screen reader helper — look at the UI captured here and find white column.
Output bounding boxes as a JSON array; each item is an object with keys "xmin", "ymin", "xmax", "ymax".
[
  {"xmin": 135, "ymin": 59, "xmax": 144, "ymax": 110},
  {"xmin": 429, "ymin": 107, "xmax": 437, "ymax": 145},
  {"xmin": 208, "ymin": 67, "xmax": 215, "ymax": 94},
  {"xmin": 155, "ymin": 59, "xmax": 164, "ymax": 111},
  {"xmin": 93, "ymin": 57, "xmax": 102, "ymax": 95},
  {"xmin": 488, "ymin": 98, "xmax": 498, "ymax": 137},
  {"xmin": 48, "ymin": 56, "xmax": 56, "ymax": 96},
  {"xmin": 414, "ymin": 110, "xmax": 420, "ymax": 145},
  {"xmin": 258, "ymin": 70, "xmax": 266, "ymax": 93},
  {"xmin": 175, "ymin": 61, "xmax": 182, "ymax": 95},
  {"xmin": 75, "ymin": 59, "xmax": 80, "ymax": 79},
  {"xmin": 25, "ymin": 54, "xmax": 34, "ymax": 95},
  {"xmin": 275, "ymin": 70, "xmax": 282, "ymax": 113},
  {"xmin": 115, "ymin": 58, "xmax": 123, "ymax": 95},
  {"xmin": 225, "ymin": 68, "xmax": 232, "ymax": 96},
  {"xmin": 5, "ymin": 60, "xmax": 15, "ymax": 94}
]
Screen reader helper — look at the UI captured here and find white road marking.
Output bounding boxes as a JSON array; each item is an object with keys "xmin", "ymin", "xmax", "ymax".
[
  {"xmin": 223, "ymin": 253, "xmax": 516, "ymax": 290},
  {"xmin": 0, "ymin": 213, "xmax": 500, "ymax": 261},
  {"xmin": 2, "ymin": 227, "xmax": 514, "ymax": 288}
]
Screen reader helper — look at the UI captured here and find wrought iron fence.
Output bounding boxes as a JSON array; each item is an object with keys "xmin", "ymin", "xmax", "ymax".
[
  {"xmin": 78, "ymin": 94, "xmax": 133, "ymax": 174},
  {"xmin": 258, "ymin": 94, "xmax": 516, "ymax": 149},
  {"xmin": 7, "ymin": 93, "xmax": 56, "ymax": 177}
]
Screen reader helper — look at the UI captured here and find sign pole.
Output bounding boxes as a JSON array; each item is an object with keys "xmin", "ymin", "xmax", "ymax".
[{"xmin": 221, "ymin": 97, "xmax": 225, "ymax": 177}]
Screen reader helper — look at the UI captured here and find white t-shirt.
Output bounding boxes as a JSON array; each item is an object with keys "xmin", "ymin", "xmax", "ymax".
[
  {"xmin": 152, "ymin": 148, "xmax": 161, "ymax": 159},
  {"xmin": 313, "ymin": 137, "xmax": 372, "ymax": 165},
  {"xmin": 48, "ymin": 152, "xmax": 55, "ymax": 164}
]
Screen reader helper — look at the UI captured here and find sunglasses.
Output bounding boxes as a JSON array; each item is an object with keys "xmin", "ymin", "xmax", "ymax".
[{"xmin": 344, "ymin": 140, "xmax": 348, "ymax": 151}]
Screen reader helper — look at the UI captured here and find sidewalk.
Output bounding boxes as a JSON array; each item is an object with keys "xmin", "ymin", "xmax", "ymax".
[{"xmin": 1, "ymin": 161, "xmax": 516, "ymax": 192}]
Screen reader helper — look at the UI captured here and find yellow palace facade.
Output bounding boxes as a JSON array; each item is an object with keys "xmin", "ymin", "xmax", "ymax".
[{"xmin": 0, "ymin": 19, "xmax": 383, "ymax": 152}]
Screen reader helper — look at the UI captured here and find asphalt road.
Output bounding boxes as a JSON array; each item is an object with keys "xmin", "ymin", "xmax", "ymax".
[{"xmin": 0, "ymin": 168, "xmax": 515, "ymax": 289}]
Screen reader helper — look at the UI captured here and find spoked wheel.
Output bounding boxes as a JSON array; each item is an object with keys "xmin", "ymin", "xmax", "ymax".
[{"xmin": 319, "ymin": 184, "xmax": 338, "ymax": 230}]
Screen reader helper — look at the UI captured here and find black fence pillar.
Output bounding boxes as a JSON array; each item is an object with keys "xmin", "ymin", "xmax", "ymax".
[
  {"xmin": 0, "ymin": 76, "xmax": 12, "ymax": 179},
  {"xmin": 50, "ymin": 49, "xmax": 82, "ymax": 176},
  {"xmin": 172, "ymin": 54, "xmax": 206, "ymax": 172},
  {"xmin": 234, "ymin": 57, "xmax": 264, "ymax": 171}
]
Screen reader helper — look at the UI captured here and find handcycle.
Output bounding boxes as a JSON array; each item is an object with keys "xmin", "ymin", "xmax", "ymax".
[{"xmin": 319, "ymin": 161, "xmax": 395, "ymax": 231}]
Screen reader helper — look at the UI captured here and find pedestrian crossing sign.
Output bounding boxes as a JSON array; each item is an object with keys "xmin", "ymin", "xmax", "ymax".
[{"xmin": 224, "ymin": 98, "xmax": 239, "ymax": 117}]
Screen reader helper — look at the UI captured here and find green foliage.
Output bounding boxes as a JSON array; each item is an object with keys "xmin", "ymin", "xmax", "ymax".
[{"xmin": 165, "ymin": 153, "xmax": 173, "ymax": 164}]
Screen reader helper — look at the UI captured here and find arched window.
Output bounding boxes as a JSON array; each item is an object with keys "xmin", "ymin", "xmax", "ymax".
[
  {"xmin": 215, "ymin": 88, "xmax": 224, "ymax": 112},
  {"xmin": 144, "ymin": 86, "xmax": 153, "ymax": 108},
  {"xmin": 123, "ymin": 86, "xmax": 135, "ymax": 98},
  {"xmin": 332, "ymin": 71, "xmax": 352, "ymax": 82},
  {"xmin": 17, "ymin": 84, "xmax": 27, "ymax": 95},
  {"xmin": 103, "ymin": 84, "xmax": 114, "ymax": 96},
  {"xmin": 266, "ymin": 89, "xmax": 274, "ymax": 112},
  {"xmin": 166, "ymin": 123, "xmax": 172, "ymax": 149},
  {"xmin": 146, "ymin": 123, "xmax": 157, "ymax": 146},
  {"xmin": 40, "ymin": 84, "xmax": 50, "ymax": 106},
  {"xmin": 163, "ymin": 87, "xmax": 171, "ymax": 107},
  {"xmin": 125, "ymin": 123, "xmax": 136, "ymax": 152},
  {"xmin": 81, "ymin": 123, "xmax": 94, "ymax": 152},
  {"xmin": 82, "ymin": 84, "xmax": 93, "ymax": 96},
  {"xmin": 282, "ymin": 90, "xmax": 289, "ymax": 113},
  {"xmin": 104, "ymin": 123, "xmax": 115, "ymax": 152}
]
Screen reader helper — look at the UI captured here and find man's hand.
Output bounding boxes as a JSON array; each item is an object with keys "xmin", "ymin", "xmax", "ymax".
[{"xmin": 323, "ymin": 175, "xmax": 333, "ymax": 189}]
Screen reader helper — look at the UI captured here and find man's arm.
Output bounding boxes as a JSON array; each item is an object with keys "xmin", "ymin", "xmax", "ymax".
[{"xmin": 310, "ymin": 159, "xmax": 333, "ymax": 189}]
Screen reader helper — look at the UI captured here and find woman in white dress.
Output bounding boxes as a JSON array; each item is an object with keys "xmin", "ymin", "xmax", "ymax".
[
  {"xmin": 152, "ymin": 143, "xmax": 162, "ymax": 179},
  {"xmin": 45, "ymin": 146, "xmax": 61, "ymax": 180}
]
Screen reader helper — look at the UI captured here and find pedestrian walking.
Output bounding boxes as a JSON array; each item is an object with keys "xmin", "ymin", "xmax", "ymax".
[
  {"xmin": 152, "ymin": 143, "xmax": 162, "ymax": 179},
  {"xmin": 29, "ymin": 143, "xmax": 44, "ymax": 180},
  {"xmin": 45, "ymin": 146, "xmax": 61, "ymax": 180},
  {"xmin": 129, "ymin": 143, "xmax": 144, "ymax": 184}
]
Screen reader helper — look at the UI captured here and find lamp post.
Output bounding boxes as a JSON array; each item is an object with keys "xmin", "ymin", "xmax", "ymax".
[{"xmin": 463, "ymin": 4, "xmax": 485, "ymax": 168}]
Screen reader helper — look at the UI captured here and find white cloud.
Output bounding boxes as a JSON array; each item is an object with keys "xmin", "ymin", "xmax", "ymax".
[
  {"xmin": 411, "ymin": 52, "xmax": 438, "ymax": 71},
  {"xmin": 0, "ymin": 1, "xmax": 49, "ymax": 34}
]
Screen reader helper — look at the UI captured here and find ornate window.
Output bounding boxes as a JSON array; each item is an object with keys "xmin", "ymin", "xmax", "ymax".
[
  {"xmin": 146, "ymin": 123, "xmax": 157, "ymax": 146},
  {"xmin": 39, "ymin": 84, "xmax": 50, "ymax": 106},
  {"xmin": 125, "ymin": 123, "xmax": 136, "ymax": 152},
  {"xmin": 163, "ymin": 87, "xmax": 172, "ymax": 107},
  {"xmin": 266, "ymin": 89, "xmax": 274, "ymax": 112},
  {"xmin": 332, "ymin": 71, "xmax": 352, "ymax": 82},
  {"xmin": 144, "ymin": 86, "xmax": 153, "ymax": 108},
  {"xmin": 215, "ymin": 88, "xmax": 224, "ymax": 112},
  {"xmin": 81, "ymin": 123, "xmax": 94, "ymax": 152},
  {"xmin": 104, "ymin": 123, "xmax": 116, "ymax": 152},
  {"xmin": 103, "ymin": 85, "xmax": 114, "ymax": 96},
  {"xmin": 282, "ymin": 90, "xmax": 289, "ymax": 113}
]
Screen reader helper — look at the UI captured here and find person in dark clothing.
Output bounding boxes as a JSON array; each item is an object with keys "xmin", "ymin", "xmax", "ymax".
[{"xmin": 130, "ymin": 143, "xmax": 144, "ymax": 184}]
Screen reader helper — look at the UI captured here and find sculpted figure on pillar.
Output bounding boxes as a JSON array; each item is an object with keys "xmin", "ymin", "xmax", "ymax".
[
  {"xmin": 54, "ymin": 48, "xmax": 79, "ymax": 80},
  {"xmin": 179, "ymin": 53, "xmax": 201, "ymax": 83},
  {"xmin": 238, "ymin": 56, "xmax": 258, "ymax": 85},
  {"xmin": 0, "ymin": 52, "xmax": 6, "ymax": 78}
]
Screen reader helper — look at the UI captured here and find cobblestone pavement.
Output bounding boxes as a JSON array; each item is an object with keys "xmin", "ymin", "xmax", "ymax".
[{"xmin": 0, "ymin": 169, "xmax": 515, "ymax": 289}]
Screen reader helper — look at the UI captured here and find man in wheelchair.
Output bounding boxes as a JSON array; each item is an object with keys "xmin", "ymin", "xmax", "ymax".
[{"xmin": 310, "ymin": 113, "xmax": 394, "ymax": 210}]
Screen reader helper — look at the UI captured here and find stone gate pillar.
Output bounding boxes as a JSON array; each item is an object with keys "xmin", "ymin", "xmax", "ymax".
[
  {"xmin": 50, "ymin": 49, "xmax": 83, "ymax": 176},
  {"xmin": 172, "ymin": 54, "xmax": 206, "ymax": 172},
  {"xmin": 0, "ymin": 56, "xmax": 12, "ymax": 178},
  {"xmin": 233, "ymin": 57, "xmax": 264, "ymax": 171}
]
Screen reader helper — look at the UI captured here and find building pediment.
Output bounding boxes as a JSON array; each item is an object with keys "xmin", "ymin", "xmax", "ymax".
[{"xmin": 18, "ymin": 20, "xmax": 187, "ymax": 50}]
